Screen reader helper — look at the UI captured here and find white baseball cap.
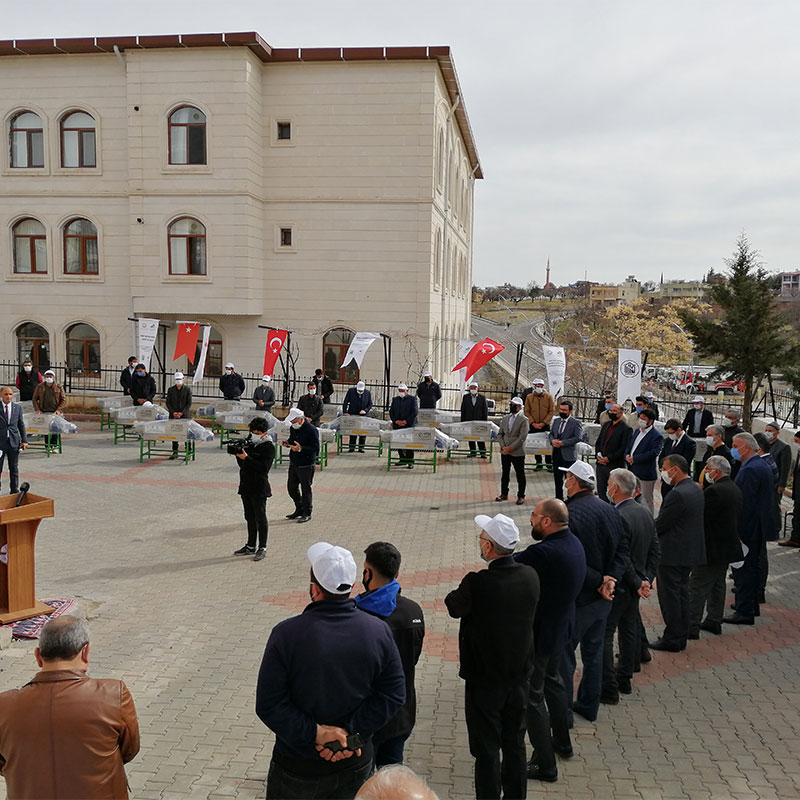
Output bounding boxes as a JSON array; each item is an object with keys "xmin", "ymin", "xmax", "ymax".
[
  {"xmin": 475, "ymin": 514, "xmax": 520, "ymax": 549},
  {"xmin": 469, "ymin": 381, "xmax": 479, "ymax": 388},
  {"xmin": 398, "ymin": 383, "xmax": 408, "ymax": 391},
  {"xmin": 286, "ymin": 408, "xmax": 305, "ymax": 423},
  {"xmin": 533, "ymin": 379, "xmax": 545, "ymax": 386},
  {"xmin": 262, "ymin": 375, "xmax": 271, "ymax": 382},
  {"xmin": 307, "ymin": 542, "xmax": 357, "ymax": 595},
  {"xmin": 356, "ymin": 380, "xmax": 366, "ymax": 390},
  {"xmin": 511, "ymin": 396, "xmax": 524, "ymax": 406},
  {"xmin": 225, "ymin": 362, "xmax": 235, "ymax": 369},
  {"xmin": 559, "ymin": 460, "xmax": 596, "ymax": 483},
  {"xmin": 44, "ymin": 369, "xmax": 55, "ymax": 377},
  {"xmin": 692, "ymin": 395, "xmax": 704, "ymax": 404},
  {"xmin": 423, "ymin": 371, "xmax": 432, "ymax": 378},
  {"xmin": 174, "ymin": 372, "xmax": 185, "ymax": 380}
]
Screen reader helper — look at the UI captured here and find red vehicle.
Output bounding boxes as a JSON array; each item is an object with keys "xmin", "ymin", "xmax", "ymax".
[{"xmin": 705, "ymin": 378, "xmax": 745, "ymax": 395}]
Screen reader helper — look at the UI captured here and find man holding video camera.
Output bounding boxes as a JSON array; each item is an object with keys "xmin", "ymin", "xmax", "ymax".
[{"xmin": 230, "ymin": 417, "xmax": 275, "ymax": 562}]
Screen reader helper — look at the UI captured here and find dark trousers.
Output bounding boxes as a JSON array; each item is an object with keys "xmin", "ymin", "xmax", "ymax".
[
  {"xmin": 551, "ymin": 450, "xmax": 574, "ymax": 501},
  {"xmin": 348, "ymin": 435, "xmax": 366, "ymax": 450},
  {"xmin": 374, "ymin": 734, "xmax": 408, "ymax": 767},
  {"xmin": 465, "ymin": 681, "xmax": 528, "ymax": 800},
  {"xmin": 287, "ymin": 464, "xmax": 314, "ymax": 516},
  {"xmin": 526, "ymin": 650, "xmax": 570, "ymax": 772},
  {"xmin": 468, "ymin": 441, "xmax": 487, "ymax": 456},
  {"xmin": 688, "ymin": 563, "xmax": 727, "ymax": 632},
  {"xmin": 733, "ymin": 535, "xmax": 763, "ymax": 618},
  {"xmin": 265, "ymin": 757, "xmax": 372, "ymax": 800},
  {"xmin": 531, "ymin": 423, "xmax": 551, "ymax": 466},
  {"xmin": 500, "ymin": 453, "xmax": 526, "ymax": 499},
  {"xmin": 596, "ymin": 463, "xmax": 612, "ymax": 502},
  {"xmin": 240, "ymin": 493, "xmax": 268, "ymax": 549},
  {"xmin": 758, "ymin": 539, "xmax": 769, "ymax": 602},
  {"xmin": 561, "ymin": 598, "xmax": 611, "ymax": 723},
  {"xmin": 392, "ymin": 423, "xmax": 414, "ymax": 464},
  {"xmin": 0, "ymin": 446, "xmax": 21, "ymax": 493},
  {"xmin": 603, "ymin": 589, "xmax": 640, "ymax": 692},
  {"xmin": 791, "ymin": 496, "xmax": 800, "ymax": 542},
  {"xmin": 656, "ymin": 565, "xmax": 691, "ymax": 648}
]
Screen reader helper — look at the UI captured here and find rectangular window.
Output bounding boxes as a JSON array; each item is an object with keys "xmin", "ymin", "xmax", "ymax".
[
  {"xmin": 169, "ymin": 238, "xmax": 187, "ymax": 275},
  {"xmin": 63, "ymin": 131, "xmax": 80, "ymax": 167},
  {"xmin": 85, "ymin": 239, "xmax": 99, "ymax": 274},
  {"xmin": 187, "ymin": 126, "xmax": 205, "ymax": 164},
  {"xmin": 65, "ymin": 238, "xmax": 81, "ymax": 274},
  {"xmin": 14, "ymin": 239, "xmax": 32, "ymax": 273},
  {"xmin": 81, "ymin": 131, "xmax": 97, "ymax": 167},
  {"xmin": 30, "ymin": 131, "xmax": 44, "ymax": 167},
  {"xmin": 277, "ymin": 121, "xmax": 292, "ymax": 141},
  {"xmin": 188, "ymin": 238, "xmax": 206, "ymax": 275},
  {"xmin": 280, "ymin": 228, "xmax": 293, "ymax": 247},
  {"xmin": 170, "ymin": 128, "xmax": 187, "ymax": 164}
]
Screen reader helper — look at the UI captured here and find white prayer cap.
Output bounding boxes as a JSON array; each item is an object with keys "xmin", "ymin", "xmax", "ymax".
[
  {"xmin": 533, "ymin": 378, "xmax": 545, "ymax": 386},
  {"xmin": 692, "ymin": 395, "xmax": 705, "ymax": 404},
  {"xmin": 307, "ymin": 542, "xmax": 357, "ymax": 595},
  {"xmin": 225, "ymin": 362, "xmax": 235, "ymax": 369},
  {"xmin": 511, "ymin": 396, "xmax": 524, "ymax": 406},
  {"xmin": 423, "ymin": 371, "xmax": 432, "ymax": 378},
  {"xmin": 469, "ymin": 381, "xmax": 479, "ymax": 388},
  {"xmin": 398, "ymin": 383, "xmax": 408, "ymax": 391},
  {"xmin": 356, "ymin": 380, "xmax": 366, "ymax": 390},
  {"xmin": 286, "ymin": 408, "xmax": 305, "ymax": 423},
  {"xmin": 142, "ymin": 401, "xmax": 153, "ymax": 407},
  {"xmin": 475, "ymin": 514, "xmax": 520, "ymax": 549},
  {"xmin": 44, "ymin": 369, "xmax": 55, "ymax": 376},
  {"xmin": 174, "ymin": 372, "xmax": 184, "ymax": 380},
  {"xmin": 559, "ymin": 460, "xmax": 596, "ymax": 483},
  {"xmin": 262, "ymin": 375, "xmax": 271, "ymax": 382}
]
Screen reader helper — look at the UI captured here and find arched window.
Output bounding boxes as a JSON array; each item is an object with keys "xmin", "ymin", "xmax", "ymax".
[
  {"xmin": 66, "ymin": 322, "xmax": 101, "ymax": 377},
  {"xmin": 434, "ymin": 230, "xmax": 442, "ymax": 286},
  {"xmin": 16, "ymin": 322, "xmax": 50, "ymax": 369},
  {"xmin": 168, "ymin": 217, "xmax": 206, "ymax": 275},
  {"xmin": 10, "ymin": 111, "xmax": 44, "ymax": 168},
  {"xmin": 168, "ymin": 106, "xmax": 206, "ymax": 165},
  {"xmin": 13, "ymin": 218, "xmax": 47, "ymax": 274},
  {"xmin": 61, "ymin": 111, "xmax": 96, "ymax": 167},
  {"xmin": 323, "ymin": 328, "xmax": 359, "ymax": 383},
  {"xmin": 64, "ymin": 218, "xmax": 99, "ymax": 274},
  {"xmin": 185, "ymin": 325, "xmax": 223, "ymax": 378}
]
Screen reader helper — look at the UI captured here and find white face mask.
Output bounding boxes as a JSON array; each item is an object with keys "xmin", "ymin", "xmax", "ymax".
[
  {"xmin": 398, "ymin": 391, "xmax": 407, "ymax": 397},
  {"xmin": 764, "ymin": 430, "xmax": 775, "ymax": 441},
  {"xmin": 534, "ymin": 387, "xmax": 543, "ymax": 394},
  {"xmin": 175, "ymin": 380, "xmax": 184, "ymax": 386},
  {"xmin": 693, "ymin": 403, "xmax": 703, "ymax": 411},
  {"xmin": 23, "ymin": 366, "xmax": 32, "ymax": 373},
  {"xmin": 291, "ymin": 421, "xmax": 302, "ymax": 430},
  {"xmin": 705, "ymin": 435, "xmax": 715, "ymax": 446},
  {"xmin": 660, "ymin": 469, "xmax": 673, "ymax": 485},
  {"xmin": 721, "ymin": 418, "xmax": 733, "ymax": 427},
  {"xmin": 226, "ymin": 369, "xmax": 234, "ymax": 374},
  {"xmin": 470, "ymin": 389, "xmax": 478, "ymax": 396},
  {"xmin": 668, "ymin": 433, "xmax": 678, "ymax": 441},
  {"xmin": 45, "ymin": 377, "xmax": 54, "ymax": 384},
  {"xmin": 706, "ymin": 472, "xmax": 716, "ymax": 484},
  {"xmin": 638, "ymin": 419, "xmax": 648, "ymax": 429},
  {"xmin": 262, "ymin": 381, "xmax": 269, "ymax": 386},
  {"xmin": 308, "ymin": 388, "xmax": 317, "ymax": 395}
]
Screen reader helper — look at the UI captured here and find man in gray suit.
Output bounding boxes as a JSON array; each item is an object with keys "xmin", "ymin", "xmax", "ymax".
[
  {"xmin": 549, "ymin": 400, "xmax": 584, "ymax": 501},
  {"xmin": 0, "ymin": 386, "xmax": 28, "ymax": 495},
  {"xmin": 652, "ymin": 454, "xmax": 706, "ymax": 652},
  {"xmin": 496, "ymin": 396, "xmax": 528, "ymax": 505}
]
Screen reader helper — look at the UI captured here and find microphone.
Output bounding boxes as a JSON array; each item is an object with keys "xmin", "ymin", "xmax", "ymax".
[{"xmin": 15, "ymin": 482, "xmax": 30, "ymax": 508}]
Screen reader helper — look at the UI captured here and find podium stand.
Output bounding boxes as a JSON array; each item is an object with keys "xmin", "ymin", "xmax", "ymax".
[{"xmin": 0, "ymin": 493, "xmax": 55, "ymax": 624}]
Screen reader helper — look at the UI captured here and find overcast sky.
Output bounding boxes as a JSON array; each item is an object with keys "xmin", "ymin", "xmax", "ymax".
[{"xmin": 6, "ymin": 0, "xmax": 800, "ymax": 286}]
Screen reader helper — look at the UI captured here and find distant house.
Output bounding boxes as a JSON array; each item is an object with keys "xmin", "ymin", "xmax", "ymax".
[
  {"xmin": 657, "ymin": 280, "xmax": 707, "ymax": 301},
  {"xmin": 779, "ymin": 271, "xmax": 800, "ymax": 298}
]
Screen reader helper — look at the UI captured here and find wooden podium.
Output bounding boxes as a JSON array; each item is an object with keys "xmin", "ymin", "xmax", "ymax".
[{"xmin": 0, "ymin": 492, "xmax": 55, "ymax": 624}]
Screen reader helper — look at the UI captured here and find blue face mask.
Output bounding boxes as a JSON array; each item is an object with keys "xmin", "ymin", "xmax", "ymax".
[
  {"xmin": 731, "ymin": 447, "xmax": 741, "ymax": 461},
  {"xmin": 604, "ymin": 403, "xmax": 612, "ymax": 410},
  {"xmin": 635, "ymin": 405, "xmax": 643, "ymax": 413},
  {"xmin": 606, "ymin": 490, "xmax": 614, "ymax": 502}
]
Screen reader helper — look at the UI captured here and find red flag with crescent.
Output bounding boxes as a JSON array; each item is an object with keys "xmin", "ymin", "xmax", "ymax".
[
  {"xmin": 263, "ymin": 330, "xmax": 288, "ymax": 377},
  {"xmin": 174, "ymin": 322, "xmax": 200, "ymax": 364},
  {"xmin": 451, "ymin": 337, "xmax": 504, "ymax": 381}
]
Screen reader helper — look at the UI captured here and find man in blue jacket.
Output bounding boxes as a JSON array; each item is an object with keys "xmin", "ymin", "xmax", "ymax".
[
  {"xmin": 625, "ymin": 408, "xmax": 663, "ymax": 514},
  {"xmin": 342, "ymin": 380, "xmax": 373, "ymax": 452},
  {"xmin": 256, "ymin": 542, "xmax": 406, "ymax": 800},
  {"xmin": 0, "ymin": 386, "xmax": 28, "ymax": 494}
]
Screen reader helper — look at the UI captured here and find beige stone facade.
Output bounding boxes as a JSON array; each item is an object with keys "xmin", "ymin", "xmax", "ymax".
[{"xmin": 0, "ymin": 33, "xmax": 480, "ymax": 392}]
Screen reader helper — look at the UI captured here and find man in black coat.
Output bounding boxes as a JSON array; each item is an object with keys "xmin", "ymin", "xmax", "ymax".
[
  {"xmin": 355, "ymin": 542, "xmax": 424, "ymax": 767},
  {"xmin": 446, "ymin": 513, "xmax": 539, "ymax": 800},
  {"xmin": 253, "ymin": 376, "xmax": 276, "ymax": 414},
  {"xmin": 119, "ymin": 356, "xmax": 137, "ymax": 396},
  {"xmin": 233, "ymin": 417, "xmax": 274, "ymax": 561},
  {"xmin": 659, "ymin": 419, "xmax": 697, "ymax": 495},
  {"xmin": 312, "ymin": 369, "xmax": 334, "ymax": 404},
  {"xmin": 697, "ymin": 424, "xmax": 733, "ymax": 486},
  {"xmin": 460, "ymin": 382, "xmax": 489, "ymax": 458},
  {"xmin": 682, "ymin": 396, "xmax": 714, "ymax": 439},
  {"xmin": 652, "ymin": 454, "xmax": 706, "ymax": 651},
  {"xmin": 342, "ymin": 380, "xmax": 373, "ymax": 452},
  {"xmin": 219, "ymin": 363, "xmax": 245, "ymax": 400},
  {"xmin": 688, "ymin": 456, "xmax": 743, "ymax": 636},
  {"xmin": 297, "ymin": 383, "xmax": 324, "ymax": 427},
  {"xmin": 595, "ymin": 403, "xmax": 631, "ymax": 502},
  {"xmin": 721, "ymin": 409, "xmax": 744, "ymax": 450},
  {"xmin": 283, "ymin": 408, "xmax": 319, "ymax": 524},
  {"xmin": 130, "ymin": 364, "xmax": 157, "ymax": 405},
  {"xmin": 515, "ymin": 498, "xmax": 586, "ymax": 783},
  {"xmin": 389, "ymin": 384, "xmax": 418, "ymax": 468},
  {"xmin": 15, "ymin": 361, "xmax": 42, "ymax": 402},
  {"xmin": 779, "ymin": 430, "xmax": 800, "ymax": 548},
  {"xmin": 165, "ymin": 371, "xmax": 192, "ymax": 456},
  {"xmin": 416, "ymin": 371, "xmax": 442, "ymax": 409}
]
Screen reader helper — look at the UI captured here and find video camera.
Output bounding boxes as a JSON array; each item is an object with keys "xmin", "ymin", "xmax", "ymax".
[{"xmin": 226, "ymin": 435, "xmax": 253, "ymax": 456}]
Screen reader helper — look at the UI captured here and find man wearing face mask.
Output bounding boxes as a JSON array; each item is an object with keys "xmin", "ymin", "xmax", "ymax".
[
  {"xmin": 763, "ymin": 421, "xmax": 791, "ymax": 500},
  {"xmin": 233, "ymin": 417, "xmax": 275, "ymax": 562},
  {"xmin": 312, "ymin": 369, "xmax": 334, "ymax": 404},
  {"xmin": 753, "ymin": 432, "xmax": 782, "ymax": 606},
  {"xmin": 549, "ymin": 401, "xmax": 583, "ymax": 501},
  {"xmin": 297, "ymin": 383, "xmax": 324, "ymax": 427},
  {"xmin": 514, "ymin": 499, "xmax": 585, "ymax": 783},
  {"xmin": 682, "ymin": 396, "xmax": 714, "ymax": 440},
  {"xmin": 645, "ymin": 392, "xmax": 660, "ymax": 421},
  {"xmin": 624, "ymin": 408, "xmax": 663, "ymax": 514},
  {"xmin": 524, "ymin": 379, "xmax": 554, "ymax": 470},
  {"xmin": 497, "ymin": 397, "xmax": 528, "ymax": 504},
  {"xmin": 16, "ymin": 360, "xmax": 43, "ymax": 402},
  {"xmin": 594, "ymin": 391, "xmax": 615, "ymax": 424},
  {"xmin": 342, "ymin": 380, "xmax": 373, "ymax": 453},
  {"xmin": 658, "ymin": 420, "xmax": 696, "ymax": 498},
  {"xmin": 460, "ymin": 382, "xmax": 489, "ymax": 458},
  {"xmin": 119, "ymin": 356, "xmax": 138, "ymax": 397},
  {"xmin": 697, "ymin": 425, "xmax": 732, "ymax": 486},
  {"xmin": 165, "ymin": 371, "xmax": 192, "ymax": 457},
  {"xmin": 130, "ymin": 364, "xmax": 156, "ymax": 406},
  {"xmin": 355, "ymin": 542, "xmax": 425, "ymax": 767},
  {"xmin": 627, "ymin": 396, "xmax": 650, "ymax": 428},
  {"xmin": 445, "ymin": 514, "xmax": 539, "ymax": 800},
  {"xmin": 32, "ymin": 370, "xmax": 66, "ymax": 416},
  {"xmin": 219, "ymin": 362, "xmax": 245, "ymax": 401},
  {"xmin": 778, "ymin": 429, "xmax": 800, "ymax": 548},
  {"xmin": 253, "ymin": 375, "xmax": 276, "ymax": 414},
  {"xmin": 721, "ymin": 409, "xmax": 744, "ymax": 449},
  {"xmin": 283, "ymin": 408, "xmax": 319, "ymax": 523},
  {"xmin": 595, "ymin": 403, "xmax": 631, "ymax": 503},
  {"xmin": 0, "ymin": 385, "xmax": 28, "ymax": 495},
  {"xmin": 415, "ymin": 371, "xmax": 441, "ymax": 410},
  {"xmin": 651, "ymin": 455, "xmax": 705, "ymax": 652},
  {"xmin": 389, "ymin": 384, "xmax": 418, "ymax": 469}
]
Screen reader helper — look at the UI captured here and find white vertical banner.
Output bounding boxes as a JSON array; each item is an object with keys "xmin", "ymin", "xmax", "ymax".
[
  {"xmin": 137, "ymin": 318, "xmax": 159, "ymax": 372},
  {"xmin": 542, "ymin": 345, "xmax": 566, "ymax": 399},
  {"xmin": 458, "ymin": 339, "xmax": 476, "ymax": 389},
  {"xmin": 617, "ymin": 349, "xmax": 642, "ymax": 404},
  {"xmin": 341, "ymin": 332, "xmax": 381, "ymax": 368},
  {"xmin": 192, "ymin": 325, "xmax": 212, "ymax": 384}
]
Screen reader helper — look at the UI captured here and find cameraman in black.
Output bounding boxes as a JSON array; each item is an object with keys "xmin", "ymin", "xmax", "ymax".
[{"xmin": 231, "ymin": 417, "xmax": 275, "ymax": 562}]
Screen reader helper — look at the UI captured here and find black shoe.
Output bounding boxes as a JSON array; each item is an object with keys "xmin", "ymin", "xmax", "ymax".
[
  {"xmin": 286, "ymin": 511, "xmax": 302, "ymax": 520},
  {"xmin": 253, "ymin": 548, "xmax": 266, "ymax": 562},
  {"xmin": 650, "ymin": 638, "xmax": 682, "ymax": 652},
  {"xmin": 699, "ymin": 620, "xmax": 722, "ymax": 635},
  {"xmin": 406, "ymin": 464, "xmax": 414, "ymax": 469},
  {"xmin": 722, "ymin": 614, "xmax": 755, "ymax": 625},
  {"xmin": 480, "ymin": 454, "xmax": 488, "ymax": 459},
  {"xmin": 297, "ymin": 516, "xmax": 311, "ymax": 524},
  {"xmin": 688, "ymin": 631, "xmax": 700, "ymax": 640},
  {"xmin": 600, "ymin": 692, "xmax": 619, "ymax": 705},
  {"xmin": 233, "ymin": 545, "xmax": 255, "ymax": 556},
  {"xmin": 527, "ymin": 763, "xmax": 558, "ymax": 782},
  {"xmin": 554, "ymin": 744, "xmax": 574, "ymax": 759},
  {"xmin": 348, "ymin": 447, "xmax": 355, "ymax": 452},
  {"xmin": 572, "ymin": 705, "xmax": 597, "ymax": 722},
  {"xmin": 468, "ymin": 452, "xmax": 477, "ymax": 458},
  {"xmin": 617, "ymin": 677, "xmax": 632, "ymax": 695},
  {"xmin": 169, "ymin": 453, "xmax": 178, "ymax": 460},
  {"xmin": 639, "ymin": 649, "xmax": 652, "ymax": 663},
  {"xmin": 358, "ymin": 448, "xmax": 365, "ymax": 453}
]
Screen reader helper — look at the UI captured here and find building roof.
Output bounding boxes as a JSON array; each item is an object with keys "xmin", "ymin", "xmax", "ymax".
[{"xmin": 0, "ymin": 31, "xmax": 483, "ymax": 179}]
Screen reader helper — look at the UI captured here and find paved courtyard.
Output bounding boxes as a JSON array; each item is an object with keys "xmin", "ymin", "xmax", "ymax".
[{"xmin": 2, "ymin": 422, "xmax": 800, "ymax": 799}]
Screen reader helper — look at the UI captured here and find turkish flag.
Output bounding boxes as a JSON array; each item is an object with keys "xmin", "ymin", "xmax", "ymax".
[
  {"xmin": 174, "ymin": 322, "xmax": 200, "ymax": 364},
  {"xmin": 263, "ymin": 330, "xmax": 288, "ymax": 377},
  {"xmin": 452, "ymin": 337, "xmax": 504, "ymax": 381}
]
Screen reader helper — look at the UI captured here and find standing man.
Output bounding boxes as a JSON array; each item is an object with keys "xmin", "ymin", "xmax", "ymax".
[
  {"xmin": 31, "ymin": 369, "xmax": 67, "ymax": 445},
  {"xmin": 496, "ymin": 397, "xmax": 528, "ymax": 505},
  {"xmin": 624, "ymin": 408, "xmax": 663, "ymax": 514},
  {"xmin": 355, "ymin": 542, "xmax": 425, "ymax": 767},
  {"xmin": 658, "ymin": 419, "xmax": 697, "ymax": 498},
  {"xmin": 595, "ymin": 403, "xmax": 631, "ymax": 503},
  {"xmin": 778, "ymin": 430, "xmax": 800, "ymax": 548},
  {"xmin": 130, "ymin": 364, "xmax": 156, "ymax": 406},
  {"xmin": 416, "ymin": 371, "xmax": 442, "ymax": 409},
  {"xmin": 253, "ymin": 375, "xmax": 276, "ymax": 414},
  {"xmin": 688, "ymin": 456, "xmax": 743, "ymax": 637},
  {"xmin": 515, "ymin": 499, "xmax": 586, "ymax": 784},
  {"xmin": 165, "ymin": 371, "xmax": 192, "ymax": 457},
  {"xmin": 119, "ymin": 356, "xmax": 138, "ymax": 397},
  {"xmin": 445, "ymin": 514, "xmax": 539, "ymax": 800},
  {"xmin": 313, "ymin": 368, "xmax": 334, "ymax": 404},
  {"xmin": 219, "ymin": 362, "xmax": 245, "ymax": 401},
  {"xmin": 298, "ymin": 382, "xmax": 324, "ymax": 427},
  {"xmin": 682, "ymin": 396, "xmax": 714, "ymax": 439},
  {"xmin": 0, "ymin": 615, "xmax": 140, "ymax": 799},
  {"xmin": 460, "ymin": 381, "xmax": 489, "ymax": 458},
  {"xmin": 389, "ymin": 384, "xmax": 418, "ymax": 469},
  {"xmin": 626, "ymin": 396, "xmax": 650, "ymax": 428},
  {"xmin": 233, "ymin": 417, "xmax": 274, "ymax": 562},
  {"xmin": 594, "ymin": 391, "xmax": 615, "ymax": 424},
  {"xmin": 549, "ymin": 400, "xmax": 584, "ymax": 501},
  {"xmin": 256, "ymin": 542, "xmax": 406, "ymax": 800},
  {"xmin": 760, "ymin": 423, "xmax": 789, "ymax": 605},
  {"xmin": 645, "ymin": 392, "xmax": 660, "ymax": 420},
  {"xmin": 15, "ymin": 360, "xmax": 42, "ymax": 402},
  {"xmin": 651, "ymin": 455, "xmax": 706, "ymax": 652},
  {"xmin": 524, "ymin": 379, "xmax": 554, "ymax": 470},
  {"xmin": 283, "ymin": 408, "xmax": 319, "ymax": 524},
  {"xmin": 697, "ymin": 424, "xmax": 733, "ymax": 486},
  {"xmin": 343, "ymin": 380, "xmax": 373, "ymax": 453},
  {"xmin": 721, "ymin": 409, "xmax": 744, "ymax": 449},
  {"xmin": 0, "ymin": 386, "xmax": 27, "ymax": 495}
]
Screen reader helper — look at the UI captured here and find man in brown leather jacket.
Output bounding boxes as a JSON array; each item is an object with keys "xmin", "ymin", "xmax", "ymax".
[{"xmin": 0, "ymin": 615, "xmax": 140, "ymax": 799}]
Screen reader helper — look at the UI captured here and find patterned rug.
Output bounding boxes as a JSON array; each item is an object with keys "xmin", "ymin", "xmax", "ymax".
[{"xmin": 1, "ymin": 599, "xmax": 77, "ymax": 639}]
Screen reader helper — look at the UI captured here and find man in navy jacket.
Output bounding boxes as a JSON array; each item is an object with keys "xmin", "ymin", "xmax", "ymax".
[
  {"xmin": 284, "ymin": 408, "xmax": 319, "ymax": 524},
  {"xmin": 0, "ymin": 386, "xmax": 28, "ymax": 494},
  {"xmin": 389, "ymin": 384, "xmax": 418, "ymax": 468},
  {"xmin": 549, "ymin": 399, "xmax": 584, "ymax": 501},
  {"xmin": 342, "ymin": 380, "xmax": 373, "ymax": 452},
  {"xmin": 659, "ymin": 419, "xmax": 697, "ymax": 498},
  {"xmin": 256, "ymin": 542, "xmax": 405, "ymax": 800},
  {"xmin": 625, "ymin": 408, "xmax": 663, "ymax": 514}
]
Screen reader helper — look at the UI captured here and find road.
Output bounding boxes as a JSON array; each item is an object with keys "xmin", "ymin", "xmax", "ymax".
[{"xmin": 470, "ymin": 313, "xmax": 551, "ymax": 385}]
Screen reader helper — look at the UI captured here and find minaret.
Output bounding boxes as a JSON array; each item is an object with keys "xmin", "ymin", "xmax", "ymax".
[{"xmin": 545, "ymin": 258, "xmax": 551, "ymax": 288}]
